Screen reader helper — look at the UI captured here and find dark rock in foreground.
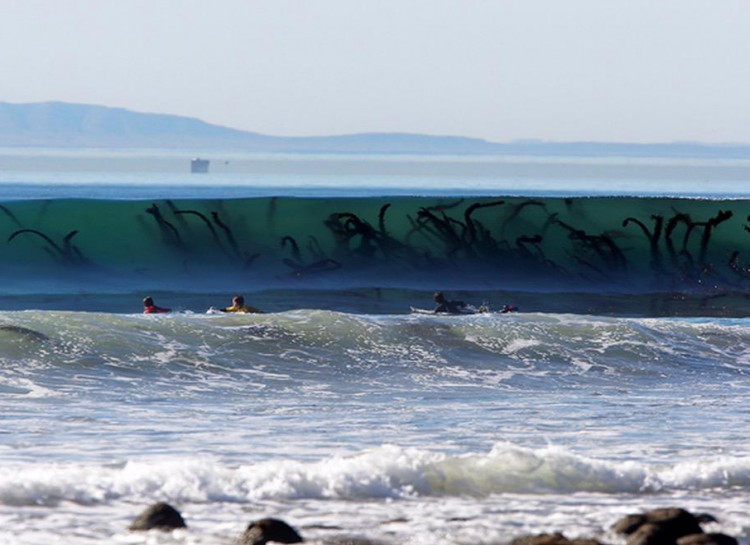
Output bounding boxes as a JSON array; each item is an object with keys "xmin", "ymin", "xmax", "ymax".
[
  {"xmin": 512, "ymin": 507, "xmax": 739, "ymax": 545},
  {"xmin": 238, "ymin": 517, "xmax": 304, "ymax": 545},
  {"xmin": 611, "ymin": 507, "xmax": 703, "ymax": 544},
  {"xmin": 677, "ymin": 534, "xmax": 738, "ymax": 545},
  {"xmin": 129, "ymin": 501, "xmax": 187, "ymax": 531},
  {"xmin": 610, "ymin": 507, "xmax": 735, "ymax": 545},
  {"xmin": 122, "ymin": 503, "xmax": 739, "ymax": 545}
]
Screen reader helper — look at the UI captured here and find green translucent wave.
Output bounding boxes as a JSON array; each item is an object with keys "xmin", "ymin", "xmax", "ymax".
[{"xmin": 1, "ymin": 195, "xmax": 749, "ymax": 294}]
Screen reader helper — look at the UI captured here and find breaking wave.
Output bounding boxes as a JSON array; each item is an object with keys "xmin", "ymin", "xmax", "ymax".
[{"xmin": 2, "ymin": 443, "xmax": 750, "ymax": 507}]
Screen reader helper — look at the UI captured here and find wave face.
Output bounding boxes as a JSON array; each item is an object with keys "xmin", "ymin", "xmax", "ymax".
[{"xmin": 2, "ymin": 195, "xmax": 750, "ymax": 299}]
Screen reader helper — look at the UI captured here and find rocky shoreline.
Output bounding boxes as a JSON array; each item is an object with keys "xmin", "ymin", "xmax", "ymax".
[{"xmin": 129, "ymin": 502, "xmax": 739, "ymax": 545}]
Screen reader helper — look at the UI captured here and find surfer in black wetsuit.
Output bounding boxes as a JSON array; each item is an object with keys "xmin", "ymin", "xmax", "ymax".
[{"xmin": 433, "ymin": 292, "xmax": 467, "ymax": 314}]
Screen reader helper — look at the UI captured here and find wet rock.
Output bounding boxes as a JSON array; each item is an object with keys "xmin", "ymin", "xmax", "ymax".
[
  {"xmin": 128, "ymin": 501, "xmax": 187, "ymax": 531},
  {"xmin": 646, "ymin": 508, "xmax": 704, "ymax": 536},
  {"xmin": 626, "ymin": 523, "xmax": 678, "ymax": 545},
  {"xmin": 505, "ymin": 508, "xmax": 734, "ymax": 545},
  {"xmin": 677, "ymin": 534, "xmax": 738, "ymax": 545},
  {"xmin": 613, "ymin": 508, "xmax": 704, "ymax": 543},
  {"xmin": 238, "ymin": 517, "xmax": 303, "ymax": 545},
  {"xmin": 611, "ymin": 514, "xmax": 648, "ymax": 535}
]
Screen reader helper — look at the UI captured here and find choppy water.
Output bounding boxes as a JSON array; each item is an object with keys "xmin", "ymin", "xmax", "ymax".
[{"xmin": 1, "ymin": 150, "xmax": 749, "ymax": 544}]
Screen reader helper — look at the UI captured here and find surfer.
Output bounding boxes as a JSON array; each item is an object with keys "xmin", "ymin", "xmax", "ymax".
[
  {"xmin": 143, "ymin": 296, "xmax": 171, "ymax": 314},
  {"xmin": 220, "ymin": 295, "xmax": 262, "ymax": 314},
  {"xmin": 433, "ymin": 292, "xmax": 467, "ymax": 314}
]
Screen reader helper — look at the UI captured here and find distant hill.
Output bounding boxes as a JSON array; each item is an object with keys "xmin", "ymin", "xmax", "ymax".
[
  {"xmin": 0, "ymin": 101, "xmax": 501, "ymax": 153},
  {"xmin": 1, "ymin": 101, "xmax": 749, "ymax": 157},
  {"xmin": 0, "ymin": 101, "xmax": 273, "ymax": 148}
]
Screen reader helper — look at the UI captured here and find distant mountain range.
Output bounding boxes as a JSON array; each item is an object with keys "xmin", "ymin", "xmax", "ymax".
[{"xmin": 1, "ymin": 101, "xmax": 749, "ymax": 157}]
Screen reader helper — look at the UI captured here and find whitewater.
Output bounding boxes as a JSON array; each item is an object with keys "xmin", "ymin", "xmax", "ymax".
[{"xmin": 1, "ymin": 149, "xmax": 750, "ymax": 544}]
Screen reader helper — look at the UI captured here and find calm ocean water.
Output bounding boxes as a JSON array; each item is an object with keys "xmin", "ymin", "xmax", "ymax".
[{"xmin": 1, "ymin": 149, "xmax": 750, "ymax": 544}]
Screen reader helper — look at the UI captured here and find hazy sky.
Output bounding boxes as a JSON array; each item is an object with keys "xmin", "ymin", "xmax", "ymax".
[{"xmin": 1, "ymin": 0, "xmax": 748, "ymax": 143}]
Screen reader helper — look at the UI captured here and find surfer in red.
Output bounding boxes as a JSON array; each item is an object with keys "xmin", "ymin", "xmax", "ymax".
[{"xmin": 142, "ymin": 296, "xmax": 171, "ymax": 314}]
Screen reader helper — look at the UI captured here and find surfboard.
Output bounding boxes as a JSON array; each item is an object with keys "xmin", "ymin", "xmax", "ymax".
[
  {"xmin": 410, "ymin": 304, "xmax": 517, "ymax": 315},
  {"xmin": 410, "ymin": 305, "xmax": 484, "ymax": 315}
]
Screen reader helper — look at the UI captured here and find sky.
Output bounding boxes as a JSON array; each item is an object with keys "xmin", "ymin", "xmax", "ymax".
[{"xmin": 1, "ymin": 0, "xmax": 749, "ymax": 144}]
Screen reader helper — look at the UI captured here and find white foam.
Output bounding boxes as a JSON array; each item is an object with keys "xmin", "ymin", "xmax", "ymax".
[{"xmin": 5, "ymin": 444, "xmax": 750, "ymax": 508}]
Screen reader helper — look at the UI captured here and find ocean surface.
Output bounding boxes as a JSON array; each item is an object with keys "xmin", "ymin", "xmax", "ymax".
[{"xmin": 1, "ymin": 148, "xmax": 750, "ymax": 544}]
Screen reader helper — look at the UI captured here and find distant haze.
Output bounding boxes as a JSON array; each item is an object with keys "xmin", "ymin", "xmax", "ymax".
[{"xmin": 0, "ymin": 1, "xmax": 748, "ymax": 144}]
